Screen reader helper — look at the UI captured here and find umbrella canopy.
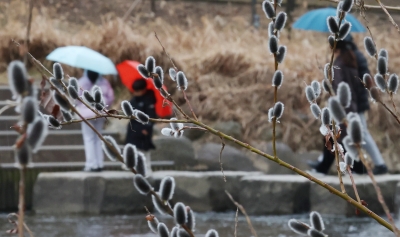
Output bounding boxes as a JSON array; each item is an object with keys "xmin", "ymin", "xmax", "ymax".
[
  {"xmin": 292, "ymin": 8, "xmax": 366, "ymax": 33},
  {"xmin": 117, "ymin": 60, "xmax": 173, "ymax": 118},
  {"xmin": 46, "ymin": 46, "xmax": 117, "ymax": 75}
]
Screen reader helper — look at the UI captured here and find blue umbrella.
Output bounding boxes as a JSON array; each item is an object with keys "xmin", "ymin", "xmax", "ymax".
[
  {"xmin": 46, "ymin": 46, "xmax": 117, "ymax": 75},
  {"xmin": 292, "ymin": 8, "xmax": 366, "ymax": 33}
]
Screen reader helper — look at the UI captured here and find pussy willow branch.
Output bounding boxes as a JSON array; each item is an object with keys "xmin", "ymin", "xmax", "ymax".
[
  {"xmin": 373, "ymin": 0, "xmax": 400, "ymax": 33},
  {"xmin": 328, "ymin": 12, "xmax": 346, "ymax": 194},
  {"xmin": 20, "ymin": 41, "xmax": 395, "ymax": 234},
  {"xmin": 380, "ymin": 101, "xmax": 400, "ymax": 125},
  {"xmin": 225, "ymin": 191, "xmax": 258, "ymax": 237},
  {"xmin": 25, "ymin": 49, "xmax": 196, "ymax": 237},
  {"xmin": 356, "ymin": 146, "xmax": 400, "ymax": 236},
  {"xmin": 271, "ymin": 0, "xmax": 279, "ymax": 159}
]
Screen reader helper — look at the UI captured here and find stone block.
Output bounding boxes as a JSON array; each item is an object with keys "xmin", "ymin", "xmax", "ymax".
[{"xmin": 239, "ymin": 175, "xmax": 310, "ymax": 215}]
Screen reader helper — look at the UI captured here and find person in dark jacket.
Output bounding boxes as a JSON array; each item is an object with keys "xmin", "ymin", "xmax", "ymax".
[
  {"xmin": 125, "ymin": 79, "xmax": 157, "ymax": 176},
  {"xmin": 309, "ymin": 35, "xmax": 388, "ymax": 175}
]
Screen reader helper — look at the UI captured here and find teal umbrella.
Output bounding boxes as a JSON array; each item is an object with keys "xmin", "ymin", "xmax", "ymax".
[
  {"xmin": 293, "ymin": 8, "xmax": 366, "ymax": 33},
  {"xmin": 46, "ymin": 46, "xmax": 117, "ymax": 75}
]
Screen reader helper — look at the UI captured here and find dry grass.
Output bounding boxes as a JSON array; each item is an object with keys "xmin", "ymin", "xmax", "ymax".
[{"xmin": 1, "ymin": 1, "xmax": 400, "ymax": 170}]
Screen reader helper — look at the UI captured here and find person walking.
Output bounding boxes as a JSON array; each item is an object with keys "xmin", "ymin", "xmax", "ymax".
[
  {"xmin": 77, "ymin": 70, "xmax": 114, "ymax": 172},
  {"xmin": 308, "ymin": 35, "xmax": 388, "ymax": 175},
  {"xmin": 125, "ymin": 78, "xmax": 157, "ymax": 176}
]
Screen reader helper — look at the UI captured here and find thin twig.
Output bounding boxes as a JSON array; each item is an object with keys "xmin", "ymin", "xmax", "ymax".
[
  {"xmin": 322, "ymin": 0, "xmax": 400, "ymax": 11},
  {"xmin": 17, "ymin": 166, "xmax": 26, "ymax": 237},
  {"xmin": 357, "ymin": 146, "xmax": 400, "ymax": 236},
  {"xmin": 23, "ymin": 0, "xmax": 33, "ymax": 65},
  {"xmin": 122, "ymin": 0, "xmax": 142, "ymax": 21},
  {"xmin": 219, "ymin": 137, "xmax": 226, "ymax": 182},
  {"xmin": 271, "ymin": 0, "xmax": 279, "ymax": 159},
  {"xmin": 234, "ymin": 207, "xmax": 239, "ymax": 237},
  {"xmin": 374, "ymin": 0, "xmax": 400, "ymax": 32},
  {"xmin": 225, "ymin": 191, "xmax": 258, "ymax": 237},
  {"xmin": 182, "ymin": 90, "xmax": 198, "ymax": 120},
  {"xmin": 155, "ymin": 32, "xmax": 178, "ymax": 72}
]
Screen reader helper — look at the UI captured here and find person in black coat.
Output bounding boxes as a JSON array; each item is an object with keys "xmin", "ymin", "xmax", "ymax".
[
  {"xmin": 308, "ymin": 35, "xmax": 388, "ymax": 175},
  {"xmin": 125, "ymin": 79, "xmax": 157, "ymax": 175}
]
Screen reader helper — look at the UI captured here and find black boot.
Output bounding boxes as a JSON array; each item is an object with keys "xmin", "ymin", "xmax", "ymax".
[{"xmin": 373, "ymin": 164, "xmax": 388, "ymax": 175}]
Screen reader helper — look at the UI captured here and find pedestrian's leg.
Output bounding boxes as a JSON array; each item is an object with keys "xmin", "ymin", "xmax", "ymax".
[
  {"xmin": 93, "ymin": 118, "xmax": 106, "ymax": 169},
  {"xmin": 81, "ymin": 121, "xmax": 97, "ymax": 170},
  {"xmin": 358, "ymin": 113, "xmax": 385, "ymax": 166}
]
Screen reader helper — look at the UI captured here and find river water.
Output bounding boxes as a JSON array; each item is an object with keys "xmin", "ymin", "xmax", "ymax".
[{"xmin": 0, "ymin": 212, "xmax": 394, "ymax": 237}]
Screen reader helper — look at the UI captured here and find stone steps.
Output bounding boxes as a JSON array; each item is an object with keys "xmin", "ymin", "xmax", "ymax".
[{"xmin": 32, "ymin": 171, "xmax": 400, "ymax": 216}]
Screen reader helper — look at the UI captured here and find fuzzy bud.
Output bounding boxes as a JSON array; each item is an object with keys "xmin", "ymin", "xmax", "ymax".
[
  {"xmin": 310, "ymin": 103, "xmax": 321, "ymax": 119},
  {"xmin": 134, "ymin": 110, "xmax": 150, "ymax": 124},
  {"xmin": 161, "ymin": 128, "xmax": 175, "ymax": 137},
  {"xmin": 8, "ymin": 60, "xmax": 28, "ymax": 97},
  {"xmin": 343, "ymin": 136, "xmax": 359, "ymax": 161},
  {"xmin": 311, "ymin": 81, "xmax": 321, "ymax": 98},
  {"xmin": 322, "ymin": 79, "xmax": 331, "ymax": 92},
  {"xmin": 27, "ymin": 117, "xmax": 48, "ymax": 153},
  {"xmin": 328, "ymin": 35, "xmax": 335, "ymax": 49},
  {"xmin": 374, "ymin": 74, "xmax": 387, "ymax": 92},
  {"xmin": 377, "ymin": 56, "xmax": 388, "ymax": 76},
  {"xmin": 148, "ymin": 217, "xmax": 159, "ymax": 233},
  {"xmin": 186, "ymin": 206, "xmax": 195, "ymax": 231},
  {"xmin": 61, "ymin": 110, "xmax": 73, "ymax": 122},
  {"xmin": 305, "ymin": 86, "xmax": 316, "ymax": 103},
  {"xmin": 276, "ymin": 46, "xmax": 287, "ymax": 64},
  {"xmin": 152, "ymin": 193, "xmax": 170, "ymax": 215},
  {"xmin": 310, "ymin": 211, "xmax": 325, "ymax": 231},
  {"xmin": 378, "ymin": 49, "xmax": 389, "ymax": 61},
  {"xmin": 93, "ymin": 89, "xmax": 103, "ymax": 104},
  {"xmin": 345, "ymin": 153, "xmax": 354, "ymax": 168},
  {"xmin": 50, "ymin": 77, "xmax": 64, "ymax": 90},
  {"xmin": 268, "ymin": 36, "xmax": 278, "ymax": 54},
  {"xmin": 133, "ymin": 174, "xmax": 153, "ymax": 195},
  {"xmin": 21, "ymin": 96, "xmax": 37, "ymax": 124},
  {"xmin": 174, "ymin": 202, "xmax": 187, "ymax": 225},
  {"xmin": 321, "ymin": 107, "xmax": 331, "ymax": 126},
  {"xmin": 101, "ymin": 135, "xmax": 120, "ymax": 161},
  {"xmin": 157, "ymin": 223, "xmax": 169, "ymax": 237},
  {"xmin": 95, "ymin": 103, "xmax": 104, "ymax": 111},
  {"xmin": 349, "ymin": 116, "xmax": 363, "ymax": 144},
  {"xmin": 324, "ymin": 63, "xmax": 334, "ymax": 80},
  {"xmin": 15, "ymin": 141, "xmax": 31, "ymax": 167},
  {"xmin": 363, "ymin": 73, "xmax": 373, "ymax": 89},
  {"xmin": 145, "ymin": 56, "xmax": 156, "ymax": 73},
  {"xmin": 68, "ymin": 86, "xmax": 79, "ymax": 100},
  {"xmin": 274, "ymin": 12, "xmax": 287, "ymax": 31},
  {"xmin": 341, "ymin": 0, "xmax": 354, "ymax": 12},
  {"xmin": 369, "ymin": 87, "xmax": 382, "ymax": 103},
  {"xmin": 53, "ymin": 91, "xmax": 70, "ymax": 111},
  {"xmin": 53, "ymin": 63, "xmax": 64, "ymax": 80},
  {"xmin": 262, "ymin": 1, "xmax": 275, "ymax": 19},
  {"xmin": 153, "ymin": 76, "xmax": 163, "ymax": 90},
  {"xmin": 328, "ymin": 97, "xmax": 346, "ymax": 123},
  {"xmin": 47, "ymin": 115, "xmax": 61, "ymax": 129},
  {"xmin": 273, "ymin": 102, "xmax": 284, "ymax": 120},
  {"xmin": 288, "ymin": 219, "xmax": 310, "ymax": 235},
  {"xmin": 121, "ymin": 100, "xmax": 135, "ymax": 116},
  {"xmin": 337, "ymin": 22, "xmax": 352, "ymax": 40},
  {"xmin": 364, "ymin": 37, "xmax": 376, "ymax": 57},
  {"xmin": 136, "ymin": 152, "xmax": 147, "ymax": 177},
  {"xmin": 83, "ymin": 90, "xmax": 95, "ymax": 104},
  {"xmin": 388, "ymin": 74, "xmax": 399, "ymax": 94},
  {"xmin": 169, "ymin": 68, "xmax": 177, "ymax": 81},
  {"xmin": 160, "ymin": 176, "xmax": 175, "ymax": 201},
  {"xmin": 205, "ymin": 229, "xmax": 219, "ymax": 237},
  {"xmin": 307, "ymin": 228, "xmax": 327, "ymax": 237},
  {"xmin": 268, "ymin": 22, "xmax": 274, "ymax": 38},
  {"xmin": 69, "ymin": 77, "xmax": 79, "ymax": 91},
  {"xmin": 155, "ymin": 66, "xmax": 164, "ymax": 83},
  {"xmin": 123, "ymin": 144, "xmax": 137, "ymax": 169},
  {"xmin": 272, "ymin": 70, "xmax": 283, "ymax": 88},
  {"xmin": 176, "ymin": 71, "xmax": 188, "ymax": 91},
  {"xmin": 170, "ymin": 227, "xmax": 179, "ymax": 237},
  {"xmin": 327, "ymin": 16, "xmax": 339, "ymax": 34},
  {"xmin": 138, "ymin": 64, "xmax": 150, "ymax": 78},
  {"xmin": 337, "ymin": 82, "xmax": 351, "ymax": 108},
  {"xmin": 268, "ymin": 107, "xmax": 274, "ymax": 123}
]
